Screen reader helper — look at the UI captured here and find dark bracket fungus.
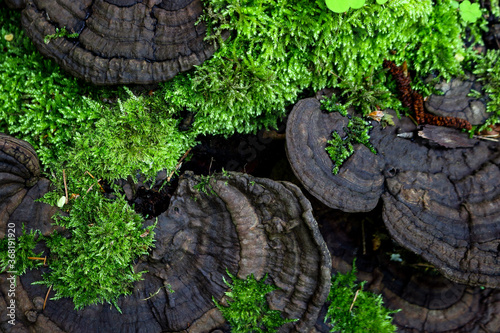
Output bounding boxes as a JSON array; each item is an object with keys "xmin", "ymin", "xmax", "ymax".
[
  {"xmin": 19, "ymin": 0, "xmax": 219, "ymax": 85},
  {"xmin": 285, "ymin": 89, "xmax": 500, "ymax": 288},
  {"xmin": 5, "ymin": 0, "xmax": 26, "ymax": 10},
  {"xmin": 0, "ymin": 136, "xmax": 331, "ymax": 333},
  {"xmin": 286, "ymin": 98, "xmax": 385, "ymax": 213},
  {"xmin": 0, "ymin": 133, "xmax": 57, "ymax": 240},
  {"xmin": 316, "ymin": 207, "xmax": 500, "ymax": 333},
  {"xmin": 426, "ymin": 75, "xmax": 490, "ymax": 126}
]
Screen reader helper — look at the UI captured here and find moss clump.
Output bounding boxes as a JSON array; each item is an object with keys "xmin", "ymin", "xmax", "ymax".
[
  {"xmin": 326, "ymin": 111, "xmax": 376, "ymax": 174},
  {"xmin": 66, "ymin": 87, "xmax": 197, "ymax": 181},
  {"xmin": 213, "ymin": 270, "xmax": 297, "ymax": 333},
  {"xmin": 0, "ymin": 10, "xmax": 117, "ymax": 172},
  {"xmin": 35, "ymin": 173, "xmax": 156, "ymax": 312},
  {"xmin": 0, "ymin": 225, "xmax": 43, "ymax": 276},
  {"xmin": 164, "ymin": 0, "xmax": 465, "ymax": 137},
  {"xmin": 473, "ymin": 49, "xmax": 500, "ymax": 132},
  {"xmin": 325, "ymin": 262, "xmax": 399, "ymax": 332}
]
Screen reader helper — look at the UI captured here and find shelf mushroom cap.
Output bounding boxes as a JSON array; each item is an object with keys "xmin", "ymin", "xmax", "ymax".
[
  {"xmin": 20, "ymin": 0, "xmax": 219, "ymax": 85},
  {"xmin": 286, "ymin": 94, "xmax": 500, "ymax": 288},
  {"xmin": 285, "ymin": 98, "xmax": 385, "ymax": 213}
]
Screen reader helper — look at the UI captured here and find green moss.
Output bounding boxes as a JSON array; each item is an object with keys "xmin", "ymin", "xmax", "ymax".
[
  {"xmin": 0, "ymin": 10, "xmax": 119, "ymax": 172},
  {"xmin": 326, "ymin": 111, "xmax": 376, "ymax": 174},
  {"xmin": 473, "ymin": 49, "xmax": 500, "ymax": 132},
  {"xmin": 43, "ymin": 27, "xmax": 79, "ymax": 44},
  {"xmin": 64, "ymin": 87, "xmax": 197, "ymax": 182},
  {"xmin": 213, "ymin": 270, "xmax": 297, "ymax": 332},
  {"xmin": 325, "ymin": 261, "xmax": 399, "ymax": 332},
  {"xmin": 403, "ymin": 0, "xmax": 465, "ymax": 80},
  {"xmin": 35, "ymin": 174, "xmax": 156, "ymax": 313},
  {"xmin": 0, "ymin": 225, "xmax": 43, "ymax": 276},
  {"xmin": 167, "ymin": 0, "xmax": 466, "ymax": 137}
]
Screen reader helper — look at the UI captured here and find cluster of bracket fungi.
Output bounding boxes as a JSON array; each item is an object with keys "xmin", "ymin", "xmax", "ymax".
[
  {"xmin": 2, "ymin": 0, "xmax": 500, "ymax": 330},
  {"xmin": 0, "ymin": 134, "xmax": 332, "ymax": 332},
  {"xmin": 383, "ymin": 59, "xmax": 472, "ymax": 130},
  {"xmin": 285, "ymin": 80, "xmax": 500, "ymax": 330},
  {"xmin": 286, "ymin": 79, "xmax": 500, "ymax": 288}
]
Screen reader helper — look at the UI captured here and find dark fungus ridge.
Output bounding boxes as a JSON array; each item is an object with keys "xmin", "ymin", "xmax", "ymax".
[
  {"xmin": 315, "ymin": 207, "xmax": 500, "ymax": 333},
  {"xmin": 19, "ymin": 0, "xmax": 218, "ymax": 85},
  {"xmin": 0, "ymin": 134, "xmax": 332, "ymax": 333},
  {"xmin": 5, "ymin": 0, "xmax": 26, "ymax": 10},
  {"xmin": 426, "ymin": 75, "xmax": 489, "ymax": 126},
  {"xmin": 0, "ymin": 133, "xmax": 56, "ymax": 240},
  {"xmin": 286, "ymin": 93, "xmax": 500, "ymax": 288}
]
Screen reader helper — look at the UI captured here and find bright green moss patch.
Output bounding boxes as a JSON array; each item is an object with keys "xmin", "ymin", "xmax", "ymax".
[
  {"xmin": 0, "ymin": 0, "xmax": 476, "ymax": 181},
  {"xmin": 473, "ymin": 49, "xmax": 500, "ymax": 132},
  {"xmin": 43, "ymin": 27, "xmax": 79, "ymax": 44},
  {"xmin": 66, "ymin": 87, "xmax": 198, "ymax": 181},
  {"xmin": 166, "ymin": 0, "xmax": 465, "ymax": 138},
  {"xmin": 325, "ymin": 110, "xmax": 376, "ymax": 175},
  {"xmin": 35, "ymin": 174, "xmax": 156, "ymax": 312},
  {"xmin": 325, "ymin": 262, "xmax": 399, "ymax": 332},
  {"xmin": 0, "ymin": 225, "xmax": 43, "ymax": 276},
  {"xmin": 213, "ymin": 270, "xmax": 297, "ymax": 332},
  {"xmin": 0, "ymin": 10, "xmax": 113, "ymax": 171}
]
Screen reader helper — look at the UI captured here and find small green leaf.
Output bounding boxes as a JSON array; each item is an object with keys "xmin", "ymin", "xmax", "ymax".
[
  {"xmin": 325, "ymin": 0, "xmax": 350, "ymax": 13},
  {"xmin": 56, "ymin": 196, "xmax": 66, "ymax": 208},
  {"xmin": 351, "ymin": 0, "xmax": 365, "ymax": 9},
  {"xmin": 459, "ymin": 0, "xmax": 482, "ymax": 23},
  {"xmin": 325, "ymin": 0, "xmax": 367, "ymax": 12},
  {"xmin": 376, "ymin": 0, "xmax": 389, "ymax": 4}
]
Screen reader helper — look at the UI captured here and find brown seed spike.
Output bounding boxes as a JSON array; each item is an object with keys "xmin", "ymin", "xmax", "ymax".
[
  {"xmin": 383, "ymin": 60, "xmax": 413, "ymax": 109},
  {"xmin": 424, "ymin": 114, "xmax": 472, "ymax": 131},
  {"xmin": 384, "ymin": 59, "xmax": 473, "ymax": 131},
  {"xmin": 412, "ymin": 91, "xmax": 425, "ymax": 124}
]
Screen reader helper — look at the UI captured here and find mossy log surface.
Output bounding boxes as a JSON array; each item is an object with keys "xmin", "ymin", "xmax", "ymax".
[
  {"xmin": 0, "ymin": 135, "xmax": 331, "ymax": 332},
  {"xmin": 286, "ymin": 83, "xmax": 500, "ymax": 288},
  {"xmin": 19, "ymin": 0, "xmax": 218, "ymax": 85}
]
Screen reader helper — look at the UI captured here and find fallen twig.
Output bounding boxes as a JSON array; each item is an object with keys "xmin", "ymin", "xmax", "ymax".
[
  {"xmin": 473, "ymin": 135, "xmax": 499, "ymax": 142},
  {"xmin": 43, "ymin": 285, "xmax": 52, "ymax": 310},
  {"xmin": 167, "ymin": 148, "xmax": 192, "ymax": 182},
  {"xmin": 28, "ymin": 256, "xmax": 47, "ymax": 266},
  {"xmin": 62, "ymin": 169, "xmax": 68, "ymax": 204},
  {"xmin": 349, "ymin": 288, "xmax": 361, "ymax": 312}
]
